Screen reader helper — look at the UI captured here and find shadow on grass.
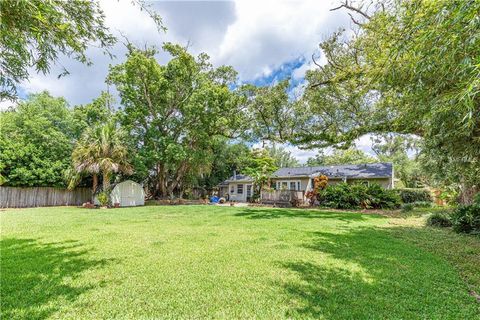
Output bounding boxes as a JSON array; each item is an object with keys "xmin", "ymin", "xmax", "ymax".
[
  {"xmin": 281, "ymin": 227, "xmax": 479, "ymax": 319},
  {"xmin": 1, "ymin": 238, "xmax": 111, "ymax": 319},
  {"xmin": 235, "ymin": 208, "xmax": 383, "ymax": 221}
]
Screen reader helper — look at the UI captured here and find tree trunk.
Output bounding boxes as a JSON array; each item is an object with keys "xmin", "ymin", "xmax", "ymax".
[
  {"xmin": 103, "ymin": 171, "xmax": 111, "ymax": 193},
  {"xmin": 92, "ymin": 174, "xmax": 98, "ymax": 201},
  {"xmin": 167, "ymin": 161, "xmax": 189, "ymax": 197},
  {"xmin": 459, "ymin": 182, "xmax": 478, "ymax": 205},
  {"xmin": 157, "ymin": 164, "xmax": 168, "ymax": 198}
]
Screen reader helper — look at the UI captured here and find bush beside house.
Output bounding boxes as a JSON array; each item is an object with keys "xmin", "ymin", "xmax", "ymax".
[{"xmin": 317, "ymin": 183, "xmax": 401, "ymax": 210}]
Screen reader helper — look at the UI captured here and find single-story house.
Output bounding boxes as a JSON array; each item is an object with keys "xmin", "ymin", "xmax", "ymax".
[{"xmin": 218, "ymin": 163, "xmax": 394, "ymax": 202}]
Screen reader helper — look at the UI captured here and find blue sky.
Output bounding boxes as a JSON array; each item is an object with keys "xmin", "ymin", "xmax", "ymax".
[{"xmin": 1, "ymin": 0, "xmax": 378, "ymax": 162}]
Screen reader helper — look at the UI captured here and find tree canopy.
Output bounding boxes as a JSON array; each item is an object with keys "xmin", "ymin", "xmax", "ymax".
[
  {"xmin": 108, "ymin": 43, "xmax": 243, "ymax": 198},
  {"xmin": 243, "ymin": 149, "xmax": 278, "ymax": 200},
  {"xmin": 0, "ymin": 0, "xmax": 115, "ymax": 101},
  {"xmin": 291, "ymin": 0, "xmax": 479, "ymax": 202},
  {"xmin": 0, "ymin": 92, "xmax": 75, "ymax": 186},
  {"xmin": 265, "ymin": 145, "xmax": 299, "ymax": 168},
  {"xmin": 0, "ymin": 0, "xmax": 165, "ymax": 101},
  {"xmin": 71, "ymin": 121, "xmax": 133, "ymax": 193},
  {"xmin": 305, "ymin": 148, "xmax": 377, "ymax": 167}
]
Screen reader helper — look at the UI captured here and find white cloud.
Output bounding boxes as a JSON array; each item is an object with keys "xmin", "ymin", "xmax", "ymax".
[
  {"xmin": 216, "ymin": 0, "xmax": 348, "ymax": 80},
  {"xmin": 0, "ymin": 99, "xmax": 16, "ymax": 111},
  {"xmin": 16, "ymin": 0, "xmax": 352, "ymax": 105}
]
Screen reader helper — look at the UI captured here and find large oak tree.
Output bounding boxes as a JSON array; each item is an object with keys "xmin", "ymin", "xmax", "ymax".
[{"xmin": 108, "ymin": 43, "xmax": 243, "ymax": 198}]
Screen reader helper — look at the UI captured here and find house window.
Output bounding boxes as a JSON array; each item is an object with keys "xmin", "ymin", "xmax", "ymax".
[
  {"xmin": 276, "ymin": 180, "xmax": 301, "ymax": 191},
  {"xmin": 237, "ymin": 184, "xmax": 244, "ymax": 194},
  {"xmin": 230, "ymin": 186, "xmax": 235, "ymax": 194}
]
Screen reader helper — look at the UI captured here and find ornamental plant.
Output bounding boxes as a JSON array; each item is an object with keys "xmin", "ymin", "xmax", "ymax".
[{"xmin": 306, "ymin": 175, "xmax": 328, "ymax": 206}]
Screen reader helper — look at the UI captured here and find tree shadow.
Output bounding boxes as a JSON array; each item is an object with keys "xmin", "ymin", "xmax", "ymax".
[
  {"xmin": 280, "ymin": 227, "xmax": 479, "ymax": 319},
  {"xmin": 1, "ymin": 238, "xmax": 111, "ymax": 319},
  {"xmin": 234, "ymin": 208, "xmax": 382, "ymax": 221}
]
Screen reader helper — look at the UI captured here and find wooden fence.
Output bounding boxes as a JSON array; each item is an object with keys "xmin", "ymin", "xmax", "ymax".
[{"xmin": 0, "ymin": 187, "xmax": 91, "ymax": 208}]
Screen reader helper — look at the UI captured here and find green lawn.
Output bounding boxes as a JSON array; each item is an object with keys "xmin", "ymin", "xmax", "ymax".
[{"xmin": 1, "ymin": 206, "xmax": 479, "ymax": 319}]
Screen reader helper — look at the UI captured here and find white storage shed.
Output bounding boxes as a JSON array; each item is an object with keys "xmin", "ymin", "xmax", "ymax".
[{"xmin": 95, "ymin": 180, "xmax": 145, "ymax": 207}]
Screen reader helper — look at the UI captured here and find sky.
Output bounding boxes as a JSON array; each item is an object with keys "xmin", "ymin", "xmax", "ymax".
[{"xmin": 1, "ymin": 0, "xmax": 377, "ymax": 163}]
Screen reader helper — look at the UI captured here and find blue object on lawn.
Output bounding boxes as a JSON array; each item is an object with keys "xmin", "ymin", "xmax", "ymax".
[{"xmin": 210, "ymin": 196, "xmax": 219, "ymax": 203}]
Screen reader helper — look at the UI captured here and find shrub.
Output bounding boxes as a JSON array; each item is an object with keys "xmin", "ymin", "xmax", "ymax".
[
  {"xmin": 474, "ymin": 193, "xmax": 480, "ymax": 205},
  {"xmin": 395, "ymin": 188, "xmax": 432, "ymax": 203},
  {"xmin": 401, "ymin": 203, "xmax": 414, "ymax": 213},
  {"xmin": 427, "ymin": 212, "xmax": 452, "ymax": 228},
  {"xmin": 450, "ymin": 204, "xmax": 480, "ymax": 234},
  {"xmin": 413, "ymin": 201, "xmax": 433, "ymax": 208},
  {"xmin": 97, "ymin": 191, "xmax": 110, "ymax": 207},
  {"xmin": 317, "ymin": 183, "xmax": 401, "ymax": 210}
]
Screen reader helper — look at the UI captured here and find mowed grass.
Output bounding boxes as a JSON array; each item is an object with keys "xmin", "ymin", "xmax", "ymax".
[{"xmin": 1, "ymin": 206, "xmax": 479, "ymax": 319}]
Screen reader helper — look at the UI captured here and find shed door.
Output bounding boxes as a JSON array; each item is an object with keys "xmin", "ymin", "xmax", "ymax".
[{"xmin": 122, "ymin": 183, "xmax": 137, "ymax": 206}]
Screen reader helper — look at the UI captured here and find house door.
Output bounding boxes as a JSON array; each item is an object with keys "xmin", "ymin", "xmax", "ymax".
[{"xmin": 246, "ymin": 184, "xmax": 252, "ymax": 202}]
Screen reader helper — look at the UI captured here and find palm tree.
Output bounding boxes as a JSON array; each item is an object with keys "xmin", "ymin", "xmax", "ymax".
[{"xmin": 71, "ymin": 122, "xmax": 133, "ymax": 198}]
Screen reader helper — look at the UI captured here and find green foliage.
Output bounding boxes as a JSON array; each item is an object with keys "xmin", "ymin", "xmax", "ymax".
[
  {"xmin": 0, "ymin": 92, "xmax": 75, "ymax": 187},
  {"xmin": 0, "ymin": 0, "xmax": 115, "ymax": 100},
  {"xmin": 243, "ymin": 149, "xmax": 278, "ymax": 201},
  {"xmin": 306, "ymin": 148, "xmax": 377, "ymax": 166},
  {"xmin": 401, "ymin": 203, "xmax": 414, "ymax": 213},
  {"xmin": 108, "ymin": 43, "xmax": 242, "ymax": 198},
  {"xmin": 199, "ymin": 140, "xmax": 250, "ymax": 190},
  {"xmin": 240, "ymin": 80, "xmax": 297, "ymax": 143},
  {"xmin": 3, "ymin": 206, "xmax": 480, "ymax": 318},
  {"xmin": 412, "ymin": 201, "xmax": 433, "ymax": 209},
  {"xmin": 265, "ymin": 145, "xmax": 299, "ymax": 168},
  {"xmin": 475, "ymin": 193, "xmax": 480, "ymax": 205},
  {"xmin": 395, "ymin": 188, "xmax": 433, "ymax": 204},
  {"xmin": 450, "ymin": 204, "xmax": 480, "ymax": 235},
  {"xmin": 318, "ymin": 183, "xmax": 401, "ymax": 210},
  {"xmin": 296, "ymin": 0, "xmax": 480, "ymax": 203},
  {"xmin": 71, "ymin": 122, "xmax": 133, "ymax": 192},
  {"xmin": 97, "ymin": 191, "xmax": 109, "ymax": 207},
  {"xmin": 72, "ymin": 92, "xmax": 114, "ymax": 137},
  {"xmin": 427, "ymin": 213, "xmax": 452, "ymax": 228},
  {"xmin": 371, "ymin": 134, "xmax": 425, "ymax": 188}
]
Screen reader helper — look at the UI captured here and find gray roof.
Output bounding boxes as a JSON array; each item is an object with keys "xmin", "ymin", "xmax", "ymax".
[
  {"xmin": 222, "ymin": 174, "xmax": 253, "ymax": 184},
  {"xmin": 221, "ymin": 163, "xmax": 393, "ymax": 184},
  {"xmin": 273, "ymin": 163, "xmax": 393, "ymax": 179}
]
